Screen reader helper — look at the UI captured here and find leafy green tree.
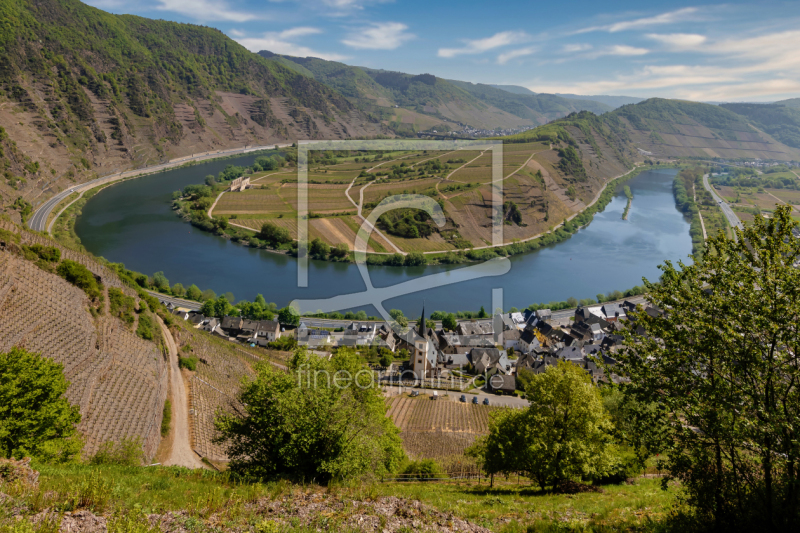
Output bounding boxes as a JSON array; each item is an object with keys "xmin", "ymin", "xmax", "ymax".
[
  {"xmin": 478, "ymin": 306, "xmax": 487, "ymax": 318},
  {"xmin": 0, "ymin": 348, "xmax": 82, "ymax": 461},
  {"xmin": 152, "ymin": 271, "xmax": 170, "ymax": 291},
  {"xmin": 200, "ymin": 299, "xmax": 215, "ymax": 317},
  {"xmin": 379, "ymin": 351, "xmax": 393, "ymax": 368},
  {"xmin": 171, "ymin": 283, "xmax": 185, "ymax": 297},
  {"xmin": 278, "ymin": 306, "xmax": 299, "ymax": 326},
  {"xmin": 215, "ymin": 349, "xmax": 405, "ymax": 482},
  {"xmin": 329, "ymin": 243, "xmax": 349, "ymax": 260},
  {"xmin": 404, "ymin": 252, "xmax": 425, "ymax": 266},
  {"xmin": 468, "ymin": 361, "xmax": 613, "ymax": 489},
  {"xmin": 309, "ymin": 237, "xmax": 330, "ymax": 259},
  {"xmin": 616, "ymin": 206, "xmax": 800, "ymax": 531},
  {"xmin": 254, "ymin": 294, "xmax": 267, "ymax": 308},
  {"xmin": 214, "ymin": 296, "xmax": 234, "ymax": 318},
  {"xmin": 259, "ymin": 222, "xmax": 292, "ymax": 246},
  {"xmin": 442, "ymin": 313, "xmax": 457, "ymax": 332},
  {"xmin": 388, "ymin": 309, "xmax": 408, "ymax": 328},
  {"xmin": 200, "ymin": 289, "xmax": 216, "ymax": 301}
]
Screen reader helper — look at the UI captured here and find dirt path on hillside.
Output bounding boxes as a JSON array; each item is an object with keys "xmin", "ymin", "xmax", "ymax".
[{"xmin": 159, "ymin": 318, "xmax": 205, "ymax": 469}]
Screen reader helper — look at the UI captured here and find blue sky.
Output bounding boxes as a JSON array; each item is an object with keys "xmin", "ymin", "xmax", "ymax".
[{"xmin": 85, "ymin": 0, "xmax": 800, "ymax": 102}]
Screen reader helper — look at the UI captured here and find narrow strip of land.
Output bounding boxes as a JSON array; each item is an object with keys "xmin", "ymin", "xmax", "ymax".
[{"xmin": 702, "ymin": 173, "xmax": 743, "ymax": 235}]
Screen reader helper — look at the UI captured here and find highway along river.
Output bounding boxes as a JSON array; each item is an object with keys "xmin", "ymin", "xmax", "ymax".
[{"xmin": 75, "ymin": 159, "xmax": 689, "ymax": 316}]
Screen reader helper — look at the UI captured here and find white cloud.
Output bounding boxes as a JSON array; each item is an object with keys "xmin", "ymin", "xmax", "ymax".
[
  {"xmin": 497, "ymin": 47, "xmax": 536, "ymax": 65},
  {"xmin": 605, "ymin": 45, "xmax": 649, "ymax": 56},
  {"xmin": 155, "ymin": 0, "xmax": 259, "ymax": 23},
  {"xmin": 646, "ymin": 33, "xmax": 707, "ymax": 50},
  {"xmin": 342, "ymin": 22, "xmax": 414, "ymax": 50},
  {"xmin": 236, "ymin": 27, "xmax": 348, "ymax": 61},
  {"xmin": 438, "ymin": 31, "xmax": 530, "ymax": 58},
  {"xmin": 228, "ymin": 29, "xmax": 246, "ymax": 38},
  {"xmin": 576, "ymin": 7, "xmax": 699, "ymax": 34},
  {"xmin": 562, "ymin": 43, "xmax": 592, "ymax": 53}
]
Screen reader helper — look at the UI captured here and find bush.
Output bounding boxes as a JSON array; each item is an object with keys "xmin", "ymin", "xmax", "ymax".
[
  {"xmin": 90, "ymin": 437, "xmax": 144, "ymax": 466},
  {"xmin": 136, "ymin": 312, "xmax": 156, "ymax": 341},
  {"xmin": 108, "ymin": 288, "xmax": 135, "ymax": 325},
  {"xmin": 398, "ymin": 459, "xmax": 445, "ymax": 481},
  {"xmin": 57, "ymin": 260, "xmax": 102, "ymax": 300},
  {"xmin": 161, "ymin": 400, "xmax": 172, "ymax": 437},
  {"xmin": 178, "ymin": 357, "xmax": 198, "ymax": 371}
]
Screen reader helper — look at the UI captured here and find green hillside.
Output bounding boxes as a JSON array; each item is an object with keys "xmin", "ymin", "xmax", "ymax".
[
  {"xmin": 0, "ymin": 0, "xmax": 381, "ymax": 212},
  {"xmin": 489, "ymin": 84, "xmax": 536, "ymax": 95},
  {"xmin": 448, "ymin": 80, "xmax": 612, "ymax": 122},
  {"xmin": 262, "ymin": 52, "xmax": 615, "ymax": 131},
  {"xmin": 721, "ymin": 102, "xmax": 800, "ymax": 149},
  {"xmin": 775, "ymin": 98, "xmax": 800, "ymax": 109},
  {"xmin": 611, "ymin": 98, "xmax": 800, "ymax": 160}
]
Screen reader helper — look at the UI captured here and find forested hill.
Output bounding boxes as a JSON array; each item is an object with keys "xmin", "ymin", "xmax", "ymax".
[
  {"xmin": 611, "ymin": 98, "xmax": 800, "ymax": 160},
  {"xmin": 260, "ymin": 52, "xmax": 614, "ymax": 132},
  {"xmin": 0, "ymin": 0, "xmax": 383, "ymax": 214},
  {"xmin": 720, "ymin": 102, "xmax": 800, "ymax": 150}
]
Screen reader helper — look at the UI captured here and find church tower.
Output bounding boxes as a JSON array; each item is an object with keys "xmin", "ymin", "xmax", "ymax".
[{"xmin": 412, "ymin": 305, "xmax": 432, "ymax": 379}]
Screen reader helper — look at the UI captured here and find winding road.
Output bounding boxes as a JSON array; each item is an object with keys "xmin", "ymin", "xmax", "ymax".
[
  {"xmin": 702, "ymin": 173, "xmax": 743, "ymax": 234},
  {"xmin": 28, "ymin": 143, "xmax": 292, "ymax": 233}
]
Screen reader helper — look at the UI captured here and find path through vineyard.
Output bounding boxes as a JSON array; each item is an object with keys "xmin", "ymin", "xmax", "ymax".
[{"xmin": 160, "ymin": 318, "xmax": 205, "ymax": 469}]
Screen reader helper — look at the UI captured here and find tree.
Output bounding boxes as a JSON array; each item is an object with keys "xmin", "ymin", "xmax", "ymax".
[
  {"xmin": 254, "ymin": 294, "xmax": 267, "ymax": 308},
  {"xmin": 259, "ymin": 222, "xmax": 292, "ymax": 247},
  {"xmin": 152, "ymin": 271, "xmax": 170, "ymax": 291},
  {"xmin": 200, "ymin": 299, "xmax": 215, "ymax": 317},
  {"xmin": 57, "ymin": 260, "xmax": 102, "ymax": 300},
  {"xmin": 330, "ymin": 243, "xmax": 349, "ymax": 260},
  {"xmin": 442, "ymin": 313, "xmax": 457, "ymax": 332},
  {"xmin": 186, "ymin": 284, "xmax": 203, "ymax": 301},
  {"xmin": 468, "ymin": 361, "xmax": 613, "ymax": 489},
  {"xmin": 214, "ymin": 296, "xmax": 234, "ymax": 318},
  {"xmin": 171, "ymin": 283, "xmax": 185, "ymax": 297},
  {"xmin": 215, "ymin": 349, "xmax": 405, "ymax": 482},
  {"xmin": 616, "ymin": 206, "xmax": 800, "ymax": 531},
  {"xmin": 388, "ymin": 309, "xmax": 408, "ymax": 328},
  {"xmin": 478, "ymin": 306, "xmax": 487, "ymax": 318},
  {"xmin": 379, "ymin": 351, "xmax": 393, "ymax": 368},
  {"xmin": 201, "ymin": 289, "xmax": 217, "ymax": 301},
  {"xmin": 0, "ymin": 348, "xmax": 82, "ymax": 460},
  {"xmin": 278, "ymin": 306, "xmax": 299, "ymax": 326},
  {"xmin": 309, "ymin": 238, "xmax": 330, "ymax": 259},
  {"xmin": 404, "ymin": 252, "xmax": 425, "ymax": 266}
]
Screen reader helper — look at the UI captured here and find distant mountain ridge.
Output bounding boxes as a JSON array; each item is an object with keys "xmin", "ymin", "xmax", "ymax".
[{"xmin": 260, "ymin": 52, "xmax": 614, "ymax": 132}]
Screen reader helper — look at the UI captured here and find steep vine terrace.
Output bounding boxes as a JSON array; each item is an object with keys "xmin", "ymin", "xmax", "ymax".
[{"xmin": 183, "ymin": 112, "xmax": 639, "ymax": 263}]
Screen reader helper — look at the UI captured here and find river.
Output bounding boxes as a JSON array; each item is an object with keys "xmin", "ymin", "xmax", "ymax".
[{"xmin": 75, "ymin": 157, "xmax": 690, "ymax": 316}]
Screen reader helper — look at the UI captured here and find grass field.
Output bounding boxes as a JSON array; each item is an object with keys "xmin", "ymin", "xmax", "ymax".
[{"xmin": 6, "ymin": 461, "xmax": 678, "ymax": 533}]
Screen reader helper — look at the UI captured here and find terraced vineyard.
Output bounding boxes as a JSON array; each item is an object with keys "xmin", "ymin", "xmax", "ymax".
[
  {"xmin": 0, "ymin": 220, "xmax": 167, "ymax": 459},
  {"xmin": 172, "ymin": 322, "xmax": 287, "ymax": 462},
  {"xmin": 386, "ymin": 394, "xmax": 503, "ymax": 475},
  {"xmin": 205, "ymin": 127, "xmax": 636, "ymax": 254}
]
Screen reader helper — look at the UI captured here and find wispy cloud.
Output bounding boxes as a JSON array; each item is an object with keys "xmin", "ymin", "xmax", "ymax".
[
  {"xmin": 236, "ymin": 27, "xmax": 348, "ymax": 61},
  {"xmin": 562, "ymin": 43, "xmax": 592, "ymax": 53},
  {"xmin": 576, "ymin": 7, "xmax": 699, "ymax": 34},
  {"xmin": 438, "ymin": 31, "xmax": 530, "ymax": 58},
  {"xmin": 342, "ymin": 22, "xmax": 414, "ymax": 50},
  {"xmin": 646, "ymin": 33, "xmax": 707, "ymax": 50},
  {"xmin": 497, "ymin": 47, "xmax": 536, "ymax": 65},
  {"xmin": 155, "ymin": 0, "xmax": 260, "ymax": 23}
]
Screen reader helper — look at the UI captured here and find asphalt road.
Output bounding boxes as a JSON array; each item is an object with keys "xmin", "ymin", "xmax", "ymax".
[
  {"xmin": 28, "ymin": 143, "xmax": 291, "ymax": 233},
  {"xmin": 702, "ymin": 173, "xmax": 743, "ymax": 234}
]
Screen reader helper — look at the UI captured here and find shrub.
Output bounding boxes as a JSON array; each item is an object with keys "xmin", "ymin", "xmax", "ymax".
[
  {"xmin": 90, "ymin": 437, "xmax": 144, "ymax": 466},
  {"xmin": 398, "ymin": 459, "xmax": 445, "ymax": 481},
  {"xmin": 57, "ymin": 260, "xmax": 102, "ymax": 300},
  {"xmin": 136, "ymin": 313, "xmax": 156, "ymax": 341},
  {"xmin": 178, "ymin": 357, "xmax": 198, "ymax": 371},
  {"xmin": 161, "ymin": 400, "xmax": 172, "ymax": 437}
]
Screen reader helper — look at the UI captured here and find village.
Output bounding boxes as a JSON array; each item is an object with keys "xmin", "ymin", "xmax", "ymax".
[{"xmin": 162, "ymin": 296, "xmax": 653, "ymax": 398}]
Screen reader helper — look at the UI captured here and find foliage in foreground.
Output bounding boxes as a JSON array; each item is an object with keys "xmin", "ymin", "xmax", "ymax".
[
  {"xmin": 0, "ymin": 348, "xmax": 81, "ymax": 461},
  {"xmin": 215, "ymin": 348, "xmax": 405, "ymax": 483},
  {"xmin": 617, "ymin": 205, "xmax": 800, "ymax": 532},
  {"xmin": 468, "ymin": 361, "xmax": 618, "ymax": 489}
]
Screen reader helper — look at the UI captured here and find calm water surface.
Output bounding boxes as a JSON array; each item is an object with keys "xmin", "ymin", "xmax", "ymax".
[{"xmin": 76, "ymin": 161, "xmax": 690, "ymax": 315}]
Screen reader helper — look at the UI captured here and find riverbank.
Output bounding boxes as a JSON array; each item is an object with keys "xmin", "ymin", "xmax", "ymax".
[{"xmin": 176, "ymin": 161, "xmax": 683, "ymax": 267}]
